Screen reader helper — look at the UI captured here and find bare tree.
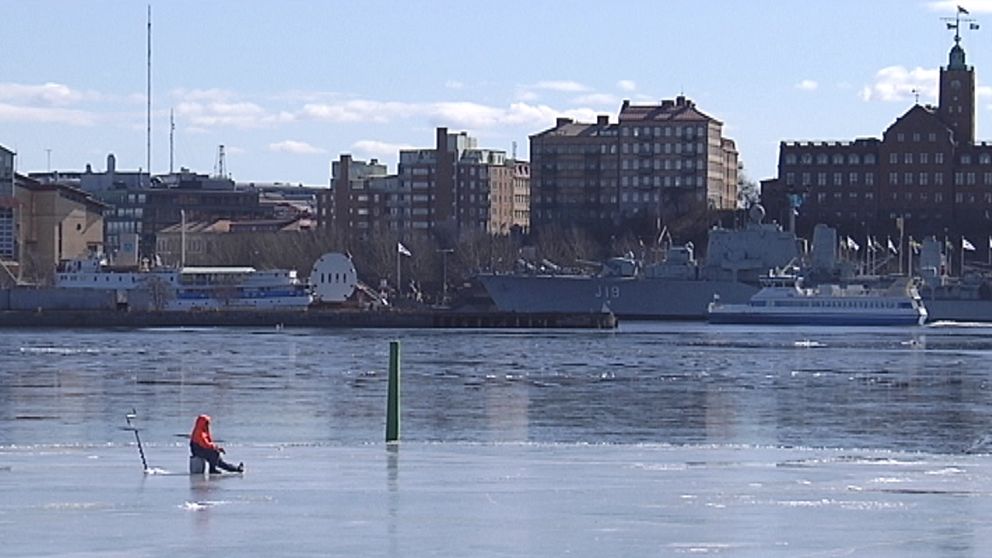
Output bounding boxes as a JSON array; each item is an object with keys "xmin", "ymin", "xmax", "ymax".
[{"xmin": 145, "ymin": 276, "xmax": 173, "ymax": 311}]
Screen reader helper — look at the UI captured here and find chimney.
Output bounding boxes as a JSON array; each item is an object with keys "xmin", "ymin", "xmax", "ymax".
[
  {"xmin": 555, "ymin": 117, "xmax": 573, "ymax": 127},
  {"xmin": 662, "ymin": 99, "xmax": 675, "ymax": 109},
  {"xmin": 597, "ymin": 115, "xmax": 609, "ymax": 126},
  {"xmin": 621, "ymin": 99, "xmax": 630, "ymax": 110},
  {"xmin": 676, "ymin": 95, "xmax": 686, "ymax": 107}
]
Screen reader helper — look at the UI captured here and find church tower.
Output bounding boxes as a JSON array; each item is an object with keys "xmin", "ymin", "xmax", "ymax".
[{"xmin": 938, "ymin": 16, "xmax": 977, "ymax": 144}]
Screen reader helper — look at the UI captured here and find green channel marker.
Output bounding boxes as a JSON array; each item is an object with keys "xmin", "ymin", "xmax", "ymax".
[{"xmin": 386, "ymin": 340, "xmax": 400, "ymax": 443}]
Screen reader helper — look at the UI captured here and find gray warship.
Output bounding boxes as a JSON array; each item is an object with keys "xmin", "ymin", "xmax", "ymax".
[{"xmin": 479, "ymin": 206, "xmax": 803, "ymax": 319}]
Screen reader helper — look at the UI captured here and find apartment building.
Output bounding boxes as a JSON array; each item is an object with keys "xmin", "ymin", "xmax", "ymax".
[
  {"xmin": 530, "ymin": 96, "xmax": 739, "ymax": 234},
  {"xmin": 320, "ymin": 128, "xmax": 530, "ymax": 237}
]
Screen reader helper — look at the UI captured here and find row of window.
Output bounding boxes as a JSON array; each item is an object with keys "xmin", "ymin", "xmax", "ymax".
[
  {"xmin": 113, "ymin": 207, "xmax": 144, "ymax": 218},
  {"xmin": 893, "ymin": 132, "xmax": 940, "ymax": 143},
  {"xmin": 622, "ymin": 175, "xmax": 702, "ymax": 188},
  {"xmin": 785, "ymin": 172, "xmax": 876, "ymax": 187},
  {"xmin": 623, "ymin": 125, "xmax": 707, "ymax": 138},
  {"xmin": 784, "ymin": 153, "xmax": 878, "ymax": 165},
  {"xmin": 624, "ymin": 142, "xmax": 706, "ymax": 155},
  {"xmin": 812, "ymin": 190, "xmax": 992, "ymax": 204},
  {"xmin": 106, "ymin": 220, "xmax": 142, "ymax": 233},
  {"xmin": 816, "ymin": 192, "xmax": 875, "ymax": 202},
  {"xmin": 785, "ymin": 150, "xmax": 992, "ymax": 167},
  {"xmin": 622, "ymin": 157, "xmax": 704, "ymax": 171},
  {"xmin": 887, "ymin": 152, "xmax": 947, "ymax": 165}
]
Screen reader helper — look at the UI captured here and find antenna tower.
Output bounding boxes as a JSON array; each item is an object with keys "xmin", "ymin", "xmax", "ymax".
[{"xmin": 215, "ymin": 145, "xmax": 227, "ymax": 179}]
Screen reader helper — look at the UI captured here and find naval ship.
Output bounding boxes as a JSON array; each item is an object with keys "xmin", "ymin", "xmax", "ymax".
[{"xmin": 479, "ymin": 206, "xmax": 803, "ymax": 319}]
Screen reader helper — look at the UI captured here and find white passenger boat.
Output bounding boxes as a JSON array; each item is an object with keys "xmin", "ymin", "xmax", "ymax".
[
  {"xmin": 55, "ymin": 254, "xmax": 312, "ymax": 311},
  {"xmin": 707, "ymin": 273, "xmax": 927, "ymax": 326}
]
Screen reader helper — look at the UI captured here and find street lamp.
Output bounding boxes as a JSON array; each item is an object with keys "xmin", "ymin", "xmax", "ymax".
[{"xmin": 437, "ymin": 248, "xmax": 454, "ymax": 305}]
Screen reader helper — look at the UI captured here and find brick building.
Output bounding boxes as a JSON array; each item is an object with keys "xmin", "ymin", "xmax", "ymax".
[
  {"xmin": 762, "ymin": 32, "xmax": 989, "ymax": 250},
  {"xmin": 529, "ymin": 96, "xmax": 739, "ymax": 235},
  {"xmin": 318, "ymin": 128, "xmax": 529, "ymax": 238}
]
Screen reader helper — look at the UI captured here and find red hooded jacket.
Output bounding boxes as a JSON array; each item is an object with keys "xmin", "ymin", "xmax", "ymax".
[{"xmin": 190, "ymin": 414, "xmax": 218, "ymax": 451}]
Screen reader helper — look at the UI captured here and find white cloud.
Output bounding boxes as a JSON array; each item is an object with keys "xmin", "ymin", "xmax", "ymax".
[
  {"xmin": 352, "ymin": 140, "xmax": 416, "ymax": 159},
  {"xmin": 514, "ymin": 89, "xmax": 540, "ymax": 102},
  {"xmin": 170, "ymin": 88, "xmax": 238, "ymax": 103},
  {"xmin": 927, "ymin": 1, "xmax": 992, "ymax": 13},
  {"xmin": 534, "ymin": 80, "xmax": 589, "ymax": 93},
  {"xmin": 268, "ymin": 140, "xmax": 325, "ymax": 155},
  {"xmin": 860, "ymin": 66, "xmax": 938, "ymax": 102},
  {"xmin": 796, "ymin": 79, "xmax": 819, "ymax": 91},
  {"xmin": 302, "ymin": 99, "xmax": 557, "ymax": 129},
  {"xmin": 571, "ymin": 93, "xmax": 619, "ymax": 106},
  {"xmin": 176, "ymin": 100, "xmax": 295, "ymax": 128},
  {"xmin": 617, "ymin": 80, "xmax": 637, "ymax": 92},
  {"xmin": 0, "ymin": 82, "xmax": 99, "ymax": 105},
  {"xmin": 0, "ymin": 102, "xmax": 97, "ymax": 125},
  {"xmin": 301, "ymin": 99, "xmax": 420, "ymax": 123}
]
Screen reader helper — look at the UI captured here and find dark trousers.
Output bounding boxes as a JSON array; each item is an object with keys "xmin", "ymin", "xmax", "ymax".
[{"xmin": 190, "ymin": 443, "xmax": 239, "ymax": 473}]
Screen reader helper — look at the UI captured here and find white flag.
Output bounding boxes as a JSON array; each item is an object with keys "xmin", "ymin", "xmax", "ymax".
[
  {"xmin": 963, "ymin": 237, "xmax": 976, "ymax": 251},
  {"xmin": 846, "ymin": 236, "xmax": 860, "ymax": 251},
  {"xmin": 397, "ymin": 242, "xmax": 412, "ymax": 257},
  {"xmin": 887, "ymin": 237, "xmax": 897, "ymax": 254}
]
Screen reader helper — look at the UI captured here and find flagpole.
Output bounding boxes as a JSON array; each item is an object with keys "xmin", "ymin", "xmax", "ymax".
[
  {"xmin": 897, "ymin": 218, "xmax": 904, "ymax": 275},
  {"xmin": 908, "ymin": 236, "xmax": 913, "ymax": 277},
  {"xmin": 396, "ymin": 245, "xmax": 401, "ymax": 299}
]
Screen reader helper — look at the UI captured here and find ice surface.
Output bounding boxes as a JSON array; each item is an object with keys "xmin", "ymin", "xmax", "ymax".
[{"xmin": 3, "ymin": 322, "xmax": 992, "ymax": 555}]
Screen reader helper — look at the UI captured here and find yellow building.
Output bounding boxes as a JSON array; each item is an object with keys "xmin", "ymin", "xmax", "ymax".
[{"xmin": 14, "ymin": 174, "xmax": 106, "ymax": 284}]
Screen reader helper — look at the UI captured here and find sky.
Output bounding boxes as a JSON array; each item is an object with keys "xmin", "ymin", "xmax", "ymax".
[{"xmin": 2, "ymin": 0, "xmax": 991, "ymax": 187}]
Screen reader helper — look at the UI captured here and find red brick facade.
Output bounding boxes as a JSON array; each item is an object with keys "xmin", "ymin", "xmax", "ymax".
[{"xmin": 764, "ymin": 39, "xmax": 989, "ymax": 248}]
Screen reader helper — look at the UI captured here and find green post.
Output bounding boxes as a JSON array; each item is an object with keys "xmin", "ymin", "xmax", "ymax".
[{"xmin": 386, "ymin": 340, "xmax": 400, "ymax": 443}]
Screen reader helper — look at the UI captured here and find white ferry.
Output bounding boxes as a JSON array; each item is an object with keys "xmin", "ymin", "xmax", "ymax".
[
  {"xmin": 707, "ymin": 273, "xmax": 927, "ymax": 326},
  {"xmin": 55, "ymin": 254, "xmax": 312, "ymax": 311}
]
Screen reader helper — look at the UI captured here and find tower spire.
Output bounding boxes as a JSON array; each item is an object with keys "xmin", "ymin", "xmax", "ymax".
[{"xmin": 943, "ymin": 7, "xmax": 979, "ymax": 69}]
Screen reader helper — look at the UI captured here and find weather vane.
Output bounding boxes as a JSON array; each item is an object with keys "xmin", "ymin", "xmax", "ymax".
[
  {"xmin": 912, "ymin": 88, "xmax": 920, "ymax": 105},
  {"xmin": 943, "ymin": 5, "xmax": 980, "ymax": 45}
]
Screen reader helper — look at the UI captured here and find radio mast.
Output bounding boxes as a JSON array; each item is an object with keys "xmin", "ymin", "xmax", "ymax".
[
  {"xmin": 169, "ymin": 109, "xmax": 175, "ymax": 174},
  {"xmin": 146, "ymin": 5, "xmax": 152, "ymax": 182}
]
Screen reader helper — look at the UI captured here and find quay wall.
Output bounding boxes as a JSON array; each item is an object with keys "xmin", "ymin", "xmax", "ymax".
[
  {"xmin": 0, "ymin": 309, "xmax": 617, "ymax": 329},
  {"xmin": 0, "ymin": 287, "xmax": 120, "ymax": 311}
]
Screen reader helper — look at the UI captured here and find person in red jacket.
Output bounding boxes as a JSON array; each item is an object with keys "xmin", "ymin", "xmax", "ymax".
[{"xmin": 190, "ymin": 414, "xmax": 243, "ymax": 474}]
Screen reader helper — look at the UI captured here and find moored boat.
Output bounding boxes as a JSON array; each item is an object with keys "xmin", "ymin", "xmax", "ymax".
[
  {"xmin": 480, "ymin": 206, "xmax": 803, "ymax": 319},
  {"xmin": 707, "ymin": 272, "xmax": 927, "ymax": 326},
  {"xmin": 54, "ymin": 253, "xmax": 312, "ymax": 311}
]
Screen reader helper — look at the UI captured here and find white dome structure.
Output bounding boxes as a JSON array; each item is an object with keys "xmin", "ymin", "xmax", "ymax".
[{"xmin": 310, "ymin": 252, "xmax": 357, "ymax": 303}]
